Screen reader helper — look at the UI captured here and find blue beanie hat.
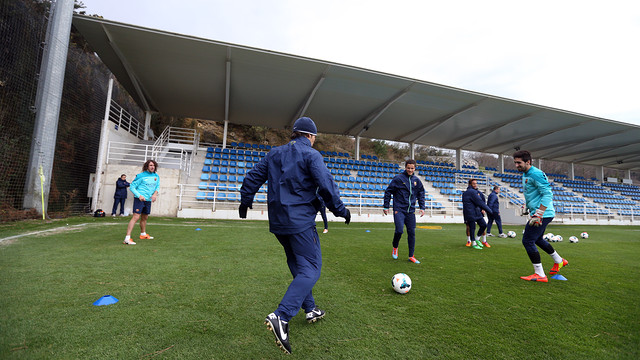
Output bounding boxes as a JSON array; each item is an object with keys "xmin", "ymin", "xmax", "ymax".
[{"xmin": 293, "ymin": 117, "xmax": 317, "ymax": 136}]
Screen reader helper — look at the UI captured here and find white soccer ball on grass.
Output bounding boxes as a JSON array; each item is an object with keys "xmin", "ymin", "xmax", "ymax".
[
  {"xmin": 391, "ymin": 273, "xmax": 412, "ymax": 294},
  {"xmin": 569, "ymin": 236, "xmax": 579, "ymax": 243},
  {"xmin": 507, "ymin": 231, "xmax": 517, "ymax": 238},
  {"xmin": 581, "ymin": 232, "xmax": 589, "ymax": 239}
]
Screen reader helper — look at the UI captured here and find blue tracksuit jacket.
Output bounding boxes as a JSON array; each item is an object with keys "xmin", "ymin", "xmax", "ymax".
[
  {"xmin": 114, "ymin": 178, "xmax": 130, "ymax": 199},
  {"xmin": 462, "ymin": 186, "xmax": 492, "ymax": 221},
  {"xmin": 487, "ymin": 191, "xmax": 499, "ymax": 214},
  {"xmin": 240, "ymin": 136, "xmax": 347, "ymax": 234},
  {"xmin": 383, "ymin": 171, "xmax": 426, "ymax": 213}
]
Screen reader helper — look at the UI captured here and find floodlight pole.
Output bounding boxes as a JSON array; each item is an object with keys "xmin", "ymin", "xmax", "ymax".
[{"xmin": 23, "ymin": 0, "xmax": 74, "ymax": 216}]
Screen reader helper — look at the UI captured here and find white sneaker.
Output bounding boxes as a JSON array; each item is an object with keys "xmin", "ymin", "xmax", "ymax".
[
  {"xmin": 323, "ymin": 229, "xmax": 329, "ymax": 234},
  {"xmin": 499, "ymin": 233, "xmax": 508, "ymax": 238},
  {"xmin": 123, "ymin": 239, "xmax": 136, "ymax": 245},
  {"xmin": 486, "ymin": 233, "xmax": 494, "ymax": 237}
]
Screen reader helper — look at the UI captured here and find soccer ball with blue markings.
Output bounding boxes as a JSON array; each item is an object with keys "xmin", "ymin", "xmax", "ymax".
[
  {"xmin": 507, "ymin": 231, "xmax": 517, "ymax": 238},
  {"xmin": 392, "ymin": 273, "xmax": 412, "ymax": 294}
]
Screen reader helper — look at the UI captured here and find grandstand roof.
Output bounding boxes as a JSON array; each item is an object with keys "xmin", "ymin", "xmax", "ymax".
[{"xmin": 72, "ymin": 15, "xmax": 640, "ymax": 171}]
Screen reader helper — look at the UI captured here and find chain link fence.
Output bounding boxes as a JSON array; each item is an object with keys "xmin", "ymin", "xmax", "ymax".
[{"xmin": 0, "ymin": 0, "xmax": 141, "ymax": 221}]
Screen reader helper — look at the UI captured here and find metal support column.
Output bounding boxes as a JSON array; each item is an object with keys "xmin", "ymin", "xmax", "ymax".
[
  {"xmin": 144, "ymin": 111, "xmax": 152, "ymax": 140},
  {"xmin": 570, "ymin": 162, "xmax": 575, "ymax": 180},
  {"xmin": 92, "ymin": 77, "xmax": 114, "ymax": 211},
  {"xmin": 222, "ymin": 120, "xmax": 228, "ymax": 149},
  {"xmin": 598, "ymin": 166, "xmax": 605, "ymax": 182}
]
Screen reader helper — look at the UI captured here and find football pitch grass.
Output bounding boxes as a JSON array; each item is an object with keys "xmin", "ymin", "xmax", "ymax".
[{"xmin": 1, "ymin": 217, "xmax": 638, "ymax": 359}]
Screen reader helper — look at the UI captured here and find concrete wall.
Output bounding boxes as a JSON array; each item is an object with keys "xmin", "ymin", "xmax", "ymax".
[
  {"xmin": 95, "ymin": 125, "xmax": 182, "ymax": 216},
  {"xmin": 98, "ymin": 164, "xmax": 181, "ymax": 216}
]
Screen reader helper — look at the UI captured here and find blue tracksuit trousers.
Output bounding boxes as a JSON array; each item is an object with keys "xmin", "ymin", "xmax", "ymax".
[
  {"xmin": 392, "ymin": 210, "xmax": 416, "ymax": 257},
  {"xmin": 274, "ymin": 227, "xmax": 322, "ymax": 322}
]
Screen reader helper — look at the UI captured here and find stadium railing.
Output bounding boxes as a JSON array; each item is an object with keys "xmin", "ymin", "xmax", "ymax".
[{"xmin": 107, "ymin": 141, "xmax": 192, "ymax": 174}]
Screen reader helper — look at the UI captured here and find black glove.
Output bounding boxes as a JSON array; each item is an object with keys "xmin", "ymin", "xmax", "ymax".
[
  {"xmin": 239, "ymin": 203, "xmax": 251, "ymax": 218},
  {"xmin": 344, "ymin": 209, "xmax": 351, "ymax": 225}
]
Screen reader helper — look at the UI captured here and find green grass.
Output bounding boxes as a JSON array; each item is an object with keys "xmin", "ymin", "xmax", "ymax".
[{"xmin": 1, "ymin": 217, "xmax": 639, "ymax": 359}]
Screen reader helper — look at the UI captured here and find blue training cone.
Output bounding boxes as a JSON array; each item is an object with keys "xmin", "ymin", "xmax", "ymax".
[
  {"xmin": 195, "ymin": 228, "xmax": 202, "ymax": 231},
  {"xmin": 93, "ymin": 295, "xmax": 119, "ymax": 306},
  {"xmin": 550, "ymin": 274, "xmax": 567, "ymax": 281},
  {"xmin": 365, "ymin": 230, "xmax": 370, "ymax": 233}
]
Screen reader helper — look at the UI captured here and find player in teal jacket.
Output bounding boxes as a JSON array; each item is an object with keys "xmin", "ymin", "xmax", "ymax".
[
  {"xmin": 123, "ymin": 160, "xmax": 160, "ymax": 245},
  {"xmin": 514, "ymin": 150, "xmax": 567, "ymax": 282}
]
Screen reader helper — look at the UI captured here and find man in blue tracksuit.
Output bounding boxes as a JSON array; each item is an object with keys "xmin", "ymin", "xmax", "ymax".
[
  {"xmin": 111, "ymin": 174, "xmax": 130, "ymax": 216},
  {"xmin": 123, "ymin": 160, "xmax": 160, "ymax": 245},
  {"xmin": 239, "ymin": 117, "xmax": 350, "ymax": 355},
  {"xmin": 486, "ymin": 186, "xmax": 505, "ymax": 237},
  {"xmin": 462, "ymin": 179, "xmax": 493, "ymax": 249},
  {"xmin": 514, "ymin": 150, "xmax": 568, "ymax": 282},
  {"xmin": 383, "ymin": 159, "xmax": 426, "ymax": 264}
]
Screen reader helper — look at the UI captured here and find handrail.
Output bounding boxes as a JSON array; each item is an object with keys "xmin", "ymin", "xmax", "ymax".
[
  {"xmin": 108, "ymin": 100, "xmax": 144, "ymax": 139},
  {"xmin": 107, "ymin": 141, "xmax": 189, "ymax": 170}
]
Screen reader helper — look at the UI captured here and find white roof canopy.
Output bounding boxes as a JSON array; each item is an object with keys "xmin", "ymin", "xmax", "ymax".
[{"xmin": 73, "ymin": 15, "xmax": 640, "ymax": 171}]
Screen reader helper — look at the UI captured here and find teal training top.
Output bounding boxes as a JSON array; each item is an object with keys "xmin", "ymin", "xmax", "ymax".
[
  {"xmin": 130, "ymin": 171, "xmax": 160, "ymax": 200},
  {"xmin": 521, "ymin": 165, "xmax": 554, "ymax": 218}
]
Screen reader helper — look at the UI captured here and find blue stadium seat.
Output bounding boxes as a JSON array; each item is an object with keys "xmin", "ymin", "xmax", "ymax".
[
  {"xmin": 198, "ymin": 182, "xmax": 208, "ymax": 190},
  {"xmin": 196, "ymin": 191, "xmax": 206, "ymax": 200}
]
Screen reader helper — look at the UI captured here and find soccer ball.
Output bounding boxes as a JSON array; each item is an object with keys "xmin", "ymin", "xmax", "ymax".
[
  {"xmin": 543, "ymin": 233, "xmax": 554, "ymax": 241},
  {"xmin": 507, "ymin": 231, "xmax": 516, "ymax": 238},
  {"xmin": 551, "ymin": 235, "xmax": 563, "ymax": 242},
  {"xmin": 581, "ymin": 232, "xmax": 589, "ymax": 239},
  {"xmin": 391, "ymin": 273, "xmax": 412, "ymax": 294},
  {"xmin": 569, "ymin": 236, "xmax": 579, "ymax": 243}
]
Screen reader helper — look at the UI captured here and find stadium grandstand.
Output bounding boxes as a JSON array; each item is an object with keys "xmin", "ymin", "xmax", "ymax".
[{"xmin": 5, "ymin": 4, "xmax": 638, "ymax": 225}]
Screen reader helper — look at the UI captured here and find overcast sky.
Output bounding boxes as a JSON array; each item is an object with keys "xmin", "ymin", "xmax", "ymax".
[{"xmin": 79, "ymin": 0, "xmax": 640, "ymax": 126}]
